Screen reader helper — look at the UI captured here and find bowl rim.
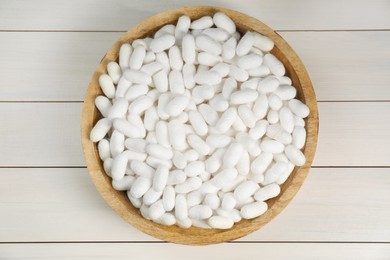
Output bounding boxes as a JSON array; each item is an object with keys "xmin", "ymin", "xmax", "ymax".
[{"xmin": 81, "ymin": 5, "xmax": 319, "ymax": 245}]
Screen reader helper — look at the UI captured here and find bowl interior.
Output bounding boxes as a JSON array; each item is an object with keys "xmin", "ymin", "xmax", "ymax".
[{"xmin": 81, "ymin": 6, "xmax": 319, "ymax": 245}]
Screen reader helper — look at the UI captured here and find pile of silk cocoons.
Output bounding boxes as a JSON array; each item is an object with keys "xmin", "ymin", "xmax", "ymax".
[{"xmin": 90, "ymin": 12, "xmax": 310, "ymax": 230}]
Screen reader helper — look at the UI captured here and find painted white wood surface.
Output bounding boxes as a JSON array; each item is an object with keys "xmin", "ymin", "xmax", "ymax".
[
  {"xmin": 281, "ymin": 31, "xmax": 390, "ymax": 101},
  {"xmin": 1, "ymin": 32, "xmax": 390, "ymax": 101},
  {"xmin": 0, "ymin": 32, "xmax": 120, "ymax": 101},
  {"xmin": 1, "ymin": 168, "xmax": 389, "ymax": 242},
  {"xmin": 0, "ymin": 103, "xmax": 84, "ymax": 167},
  {"xmin": 1, "ymin": 1, "xmax": 389, "ymax": 258},
  {"xmin": 1, "ymin": 0, "xmax": 390, "ymax": 31},
  {"xmin": 1, "ymin": 102, "xmax": 389, "ymax": 167},
  {"xmin": 1, "ymin": 243, "xmax": 390, "ymax": 260}
]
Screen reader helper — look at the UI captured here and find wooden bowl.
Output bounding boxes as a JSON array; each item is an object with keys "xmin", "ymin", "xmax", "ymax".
[{"xmin": 81, "ymin": 6, "xmax": 319, "ymax": 245}]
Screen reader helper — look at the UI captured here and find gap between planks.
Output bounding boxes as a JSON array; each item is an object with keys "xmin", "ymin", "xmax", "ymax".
[
  {"xmin": 0, "ymin": 166, "xmax": 389, "ymax": 169},
  {"xmin": 1, "ymin": 29, "xmax": 390, "ymax": 33},
  {"xmin": 1, "ymin": 241, "xmax": 390, "ymax": 244},
  {"xmin": 1, "ymin": 101, "xmax": 390, "ymax": 103}
]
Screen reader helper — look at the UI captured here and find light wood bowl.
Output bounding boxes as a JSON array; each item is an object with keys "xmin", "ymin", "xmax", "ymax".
[{"xmin": 81, "ymin": 6, "xmax": 319, "ymax": 245}]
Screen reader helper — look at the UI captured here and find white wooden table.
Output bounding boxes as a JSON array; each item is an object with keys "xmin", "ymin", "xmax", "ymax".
[{"xmin": 1, "ymin": 0, "xmax": 390, "ymax": 259}]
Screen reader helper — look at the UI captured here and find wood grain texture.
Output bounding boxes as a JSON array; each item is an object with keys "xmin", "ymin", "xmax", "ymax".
[
  {"xmin": 0, "ymin": 32, "xmax": 121, "ymax": 101},
  {"xmin": 1, "ymin": 0, "xmax": 390, "ymax": 31},
  {"xmin": 2, "ymin": 31, "xmax": 389, "ymax": 101},
  {"xmin": 0, "ymin": 0, "xmax": 389, "ymax": 256},
  {"xmin": 281, "ymin": 31, "xmax": 390, "ymax": 101},
  {"xmin": 1, "ymin": 243, "xmax": 390, "ymax": 260},
  {"xmin": 81, "ymin": 6, "xmax": 318, "ymax": 245},
  {"xmin": 0, "ymin": 103, "xmax": 84, "ymax": 167},
  {"xmin": 1, "ymin": 166, "xmax": 389, "ymax": 242},
  {"xmin": 1, "ymin": 102, "xmax": 389, "ymax": 167},
  {"xmin": 314, "ymin": 102, "xmax": 390, "ymax": 166}
]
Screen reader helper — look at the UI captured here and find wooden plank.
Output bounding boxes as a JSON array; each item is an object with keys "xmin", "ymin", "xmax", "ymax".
[
  {"xmin": 0, "ymin": 168, "xmax": 389, "ymax": 242},
  {"xmin": 1, "ymin": 0, "xmax": 390, "ymax": 31},
  {"xmin": 280, "ymin": 31, "xmax": 390, "ymax": 101},
  {"xmin": 0, "ymin": 103, "xmax": 85, "ymax": 167},
  {"xmin": 314, "ymin": 102, "xmax": 390, "ymax": 166},
  {"xmin": 0, "ymin": 32, "xmax": 121, "ymax": 102},
  {"xmin": 1, "ymin": 31, "xmax": 390, "ymax": 101},
  {"xmin": 1, "ymin": 243, "xmax": 390, "ymax": 260},
  {"xmin": 1, "ymin": 102, "xmax": 389, "ymax": 167}
]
